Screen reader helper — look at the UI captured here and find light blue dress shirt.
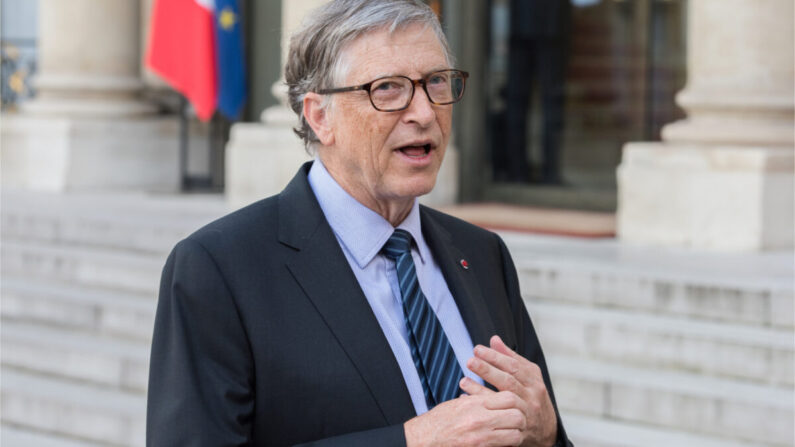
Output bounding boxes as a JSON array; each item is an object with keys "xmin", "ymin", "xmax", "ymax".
[{"xmin": 307, "ymin": 159, "xmax": 483, "ymax": 415}]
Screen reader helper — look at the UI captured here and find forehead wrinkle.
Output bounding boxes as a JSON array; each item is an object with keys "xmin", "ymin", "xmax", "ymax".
[
  {"xmin": 341, "ymin": 25, "xmax": 448, "ymax": 84},
  {"xmin": 352, "ymin": 52, "xmax": 448, "ymax": 85}
]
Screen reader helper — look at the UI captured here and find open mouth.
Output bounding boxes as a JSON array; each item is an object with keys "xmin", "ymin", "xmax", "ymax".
[{"xmin": 397, "ymin": 144, "xmax": 432, "ymax": 158}]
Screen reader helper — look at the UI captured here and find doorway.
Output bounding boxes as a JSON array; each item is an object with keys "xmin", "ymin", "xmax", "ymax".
[{"xmin": 448, "ymin": 0, "xmax": 686, "ymax": 211}]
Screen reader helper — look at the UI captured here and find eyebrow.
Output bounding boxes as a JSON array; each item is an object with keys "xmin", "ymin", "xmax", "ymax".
[{"xmin": 369, "ymin": 67, "xmax": 454, "ymax": 80}]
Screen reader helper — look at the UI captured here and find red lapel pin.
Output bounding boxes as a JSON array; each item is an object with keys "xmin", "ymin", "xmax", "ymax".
[{"xmin": 460, "ymin": 259, "xmax": 469, "ymax": 269}]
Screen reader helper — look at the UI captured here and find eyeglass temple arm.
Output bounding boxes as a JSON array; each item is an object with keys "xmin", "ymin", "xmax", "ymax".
[{"xmin": 317, "ymin": 83, "xmax": 371, "ymax": 94}]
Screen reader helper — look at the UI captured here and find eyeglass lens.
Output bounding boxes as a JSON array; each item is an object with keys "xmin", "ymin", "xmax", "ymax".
[{"xmin": 369, "ymin": 71, "xmax": 466, "ymax": 111}]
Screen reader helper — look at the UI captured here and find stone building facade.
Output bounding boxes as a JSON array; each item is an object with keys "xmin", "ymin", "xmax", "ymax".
[
  {"xmin": 0, "ymin": 1, "xmax": 793, "ymax": 446},
  {"xmin": 2, "ymin": 0, "xmax": 792, "ymax": 251}
]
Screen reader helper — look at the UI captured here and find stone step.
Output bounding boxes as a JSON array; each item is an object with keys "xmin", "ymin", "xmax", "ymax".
[
  {"xmin": 561, "ymin": 412, "xmax": 766, "ymax": 447},
  {"xmin": 1, "ymin": 367, "xmax": 145, "ymax": 447},
  {"xmin": 1, "ymin": 189, "xmax": 226, "ymax": 254},
  {"xmin": 1, "ymin": 276, "xmax": 156, "ymax": 341},
  {"xmin": 1, "ymin": 424, "xmax": 106, "ymax": 447},
  {"xmin": 504, "ymin": 232, "xmax": 794, "ymax": 329},
  {"xmin": 548, "ymin": 355, "xmax": 794, "ymax": 446},
  {"xmin": 528, "ymin": 300, "xmax": 794, "ymax": 386},
  {"xmin": 1, "ymin": 239, "xmax": 165, "ymax": 295},
  {"xmin": 1, "ymin": 319, "xmax": 150, "ymax": 392},
  {"xmin": 1, "ymin": 209, "xmax": 186, "ymax": 256}
]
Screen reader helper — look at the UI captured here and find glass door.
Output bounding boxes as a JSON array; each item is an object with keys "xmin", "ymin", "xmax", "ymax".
[{"xmin": 450, "ymin": 0, "xmax": 686, "ymax": 211}]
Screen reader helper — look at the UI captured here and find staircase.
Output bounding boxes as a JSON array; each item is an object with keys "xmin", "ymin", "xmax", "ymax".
[
  {"xmin": 503, "ymin": 232, "xmax": 795, "ymax": 447},
  {"xmin": 1, "ymin": 190, "xmax": 792, "ymax": 446},
  {"xmin": 0, "ymin": 190, "xmax": 228, "ymax": 446}
]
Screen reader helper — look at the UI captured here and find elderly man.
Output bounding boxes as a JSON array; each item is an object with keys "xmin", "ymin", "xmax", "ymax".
[{"xmin": 147, "ymin": 1, "xmax": 572, "ymax": 446}]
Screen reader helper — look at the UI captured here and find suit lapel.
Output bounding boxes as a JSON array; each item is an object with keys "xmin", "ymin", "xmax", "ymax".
[
  {"xmin": 421, "ymin": 209, "xmax": 500, "ymax": 392},
  {"xmin": 278, "ymin": 163, "xmax": 416, "ymax": 425},
  {"xmin": 420, "ymin": 207, "xmax": 498, "ymax": 352}
]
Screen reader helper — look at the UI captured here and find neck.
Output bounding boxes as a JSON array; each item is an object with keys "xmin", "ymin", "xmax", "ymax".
[
  {"xmin": 338, "ymin": 177, "xmax": 415, "ymax": 227},
  {"xmin": 319, "ymin": 158, "xmax": 415, "ymax": 227},
  {"xmin": 367, "ymin": 198, "xmax": 415, "ymax": 227}
]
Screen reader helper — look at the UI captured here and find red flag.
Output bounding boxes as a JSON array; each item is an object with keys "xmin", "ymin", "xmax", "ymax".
[{"xmin": 146, "ymin": 0, "xmax": 217, "ymax": 121}]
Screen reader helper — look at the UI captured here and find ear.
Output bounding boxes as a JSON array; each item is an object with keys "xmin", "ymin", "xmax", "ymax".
[{"xmin": 303, "ymin": 92, "xmax": 334, "ymax": 146}]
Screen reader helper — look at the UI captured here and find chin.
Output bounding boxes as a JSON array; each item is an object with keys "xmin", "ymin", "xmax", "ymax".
[{"xmin": 397, "ymin": 175, "xmax": 438, "ymax": 200}]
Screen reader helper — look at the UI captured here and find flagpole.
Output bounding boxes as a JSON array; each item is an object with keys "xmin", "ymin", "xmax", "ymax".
[{"xmin": 179, "ymin": 94, "xmax": 189, "ymax": 191}]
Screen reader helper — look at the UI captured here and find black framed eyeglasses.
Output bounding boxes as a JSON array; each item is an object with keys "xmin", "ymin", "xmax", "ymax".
[{"xmin": 316, "ymin": 69, "xmax": 469, "ymax": 112}]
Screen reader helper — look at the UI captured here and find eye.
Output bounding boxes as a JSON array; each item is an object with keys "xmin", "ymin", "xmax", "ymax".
[
  {"xmin": 373, "ymin": 80, "xmax": 402, "ymax": 92},
  {"xmin": 427, "ymin": 74, "xmax": 449, "ymax": 85}
]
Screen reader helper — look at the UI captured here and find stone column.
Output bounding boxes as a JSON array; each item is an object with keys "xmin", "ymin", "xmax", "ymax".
[
  {"xmin": 1, "ymin": 0, "xmax": 180, "ymax": 191},
  {"xmin": 25, "ymin": 0, "xmax": 154, "ymax": 117},
  {"xmin": 617, "ymin": 0, "xmax": 794, "ymax": 251},
  {"xmin": 224, "ymin": 0, "xmax": 321, "ymax": 209},
  {"xmin": 225, "ymin": 0, "xmax": 459, "ymax": 209}
]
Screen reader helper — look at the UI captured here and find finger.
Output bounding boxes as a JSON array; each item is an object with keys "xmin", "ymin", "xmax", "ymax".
[
  {"xmin": 487, "ymin": 408, "xmax": 527, "ymax": 431},
  {"xmin": 467, "ymin": 357, "xmax": 526, "ymax": 397},
  {"xmin": 489, "ymin": 428, "xmax": 524, "ymax": 447},
  {"xmin": 474, "ymin": 345, "xmax": 525, "ymax": 383},
  {"xmin": 490, "ymin": 335, "xmax": 522, "ymax": 361},
  {"xmin": 482, "ymin": 390, "xmax": 524, "ymax": 411},
  {"xmin": 490, "ymin": 335, "xmax": 544, "ymax": 382},
  {"xmin": 459, "ymin": 376, "xmax": 493, "ymax": 396}
]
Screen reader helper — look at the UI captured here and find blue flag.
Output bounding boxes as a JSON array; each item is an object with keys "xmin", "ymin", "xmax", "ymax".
[{"xmin": 213, "ymin": 0, "xmax": 246, "ymax": 119}]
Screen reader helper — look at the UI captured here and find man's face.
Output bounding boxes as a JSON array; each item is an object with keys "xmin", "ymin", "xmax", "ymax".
[{"xmin": 319, "ymin": 24, "xmax": 453, "ymax": 209}]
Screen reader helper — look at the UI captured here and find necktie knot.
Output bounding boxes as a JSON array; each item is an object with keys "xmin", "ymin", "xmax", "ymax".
[{"xmin": 382, "ymin": 229, "xmax": 412, "ymax": 260}]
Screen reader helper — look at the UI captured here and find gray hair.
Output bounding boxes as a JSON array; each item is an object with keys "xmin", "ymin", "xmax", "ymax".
[{"xmin": 285, "ymin": 0, "xmax": 453, "ymax": 152}]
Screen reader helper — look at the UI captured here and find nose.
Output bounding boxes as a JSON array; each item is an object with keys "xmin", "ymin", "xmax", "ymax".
[{"xmin": 402, "ymin": 85, "xmax": 436, "ymax": 128}]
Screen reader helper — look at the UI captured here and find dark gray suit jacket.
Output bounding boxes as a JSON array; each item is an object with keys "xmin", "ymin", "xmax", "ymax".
[{"xmin": 147, "ymin": 162, "xmax": 572, "ymax": 446}]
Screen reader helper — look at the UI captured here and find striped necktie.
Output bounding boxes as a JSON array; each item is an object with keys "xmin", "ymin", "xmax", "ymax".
[{"xmin": 382, "ymin": 229, "xmax": 464, "ymax": 408}]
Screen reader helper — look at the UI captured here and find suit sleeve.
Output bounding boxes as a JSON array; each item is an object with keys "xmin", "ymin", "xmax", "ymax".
[
  {"xmin": 147, "ymin": 238, "xmax": 254, "ymax": 446},
  {"xmin": 495, "ymin": 234, "xmax": 575, "ymax": 447}
]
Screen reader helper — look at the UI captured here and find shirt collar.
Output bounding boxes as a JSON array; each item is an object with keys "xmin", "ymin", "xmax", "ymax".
[{"xmin": 307, "ymin": 159, "xmax": 428, "ymax": 268}]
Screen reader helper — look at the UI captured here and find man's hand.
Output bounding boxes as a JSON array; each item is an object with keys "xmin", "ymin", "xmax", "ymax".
[
  {"xmin": 404, "ymin": 389, "xmax": 527, "ymax": 447},
  {"xmin": 464, "ymin": 335, "xmax": 558, "ymax": 447}
]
